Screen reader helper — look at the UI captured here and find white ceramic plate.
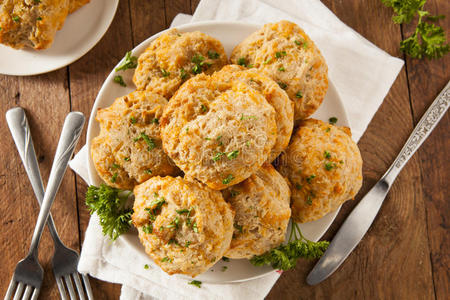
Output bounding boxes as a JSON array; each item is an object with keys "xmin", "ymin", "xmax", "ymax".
[
  {"xmin": 86, "ymin": 21, "xmax": 349, "ymax": 283},
  {"xmin": 0, "ymin": 0, "xmax": 118, "ymax": 76}
]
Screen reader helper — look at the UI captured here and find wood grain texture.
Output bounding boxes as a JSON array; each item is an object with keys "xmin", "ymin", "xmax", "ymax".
[
  {"xmin": 0, "ymin": 70, "xmax": 79, "ymax": 299},
  {"xmin": 401, "ymin": 1, "xmax": 450, "ymax": 299},
  {"xmin": 0, "ymin": 0, "xmax": 448, "ymax": 299}
]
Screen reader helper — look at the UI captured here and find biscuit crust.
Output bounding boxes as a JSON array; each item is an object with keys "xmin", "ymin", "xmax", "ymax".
[
  {"xmin": 91, "ymin": 91, "xmax": 180, "ymax": 190},
  {"xmin": 160, "ymin": 71, "xmax": 277, "ymax": 190},
  {"xmin": 132, "ymin": 176, "xmax": 234, "ymax": 277},
  {"xmin": 278, "ymin": 119, "xmax": 362, "ymax": 223},
  {"xmin": 223, "ymin": 164, "xmax": 291, "ymax": 259},
  {"xmin": 231, "ymin": 20, "xmax": 328, "ymax": 121},
  {"xmin": 133, "ymin": 28, "xmax": 228, "ymax": 99}
]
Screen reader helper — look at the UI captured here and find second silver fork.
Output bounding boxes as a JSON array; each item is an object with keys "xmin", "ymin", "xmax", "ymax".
[{"xmin": 6, "ymin": 107, "xmax": 93, "ymax": 300}]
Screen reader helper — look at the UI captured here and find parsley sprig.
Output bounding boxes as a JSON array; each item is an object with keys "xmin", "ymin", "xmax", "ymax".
[
  {"xmin": 382, "ymin": 0, "xmax": 449, "ymax": 59},
  {"xmin": 86, "ymin": 185, "xmax": 133, "ymax": 240},
  {"xmin": 115, "ymin": 51, "xmax": 138, "ymax": 71},
  {"xmin": 250, "ymin": 222, "xmax": 329, "ymax": 270}
]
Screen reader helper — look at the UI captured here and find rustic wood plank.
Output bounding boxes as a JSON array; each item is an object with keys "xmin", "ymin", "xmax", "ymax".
[
  {"xmin": 129, "ymin": 0, "xmax": 166, "ymax": 45},
  {"xmin": 268, "ymin": 0, "xmax": 436, "ymax": 298},
  {"xmin": 165, "ymin": 0, "xmax": 192, "ymax": 25},
  {"xmin": 402, "ymin": 1, "xmax": 450, "ymax": 299},
  {"xmin": 0, "ymin": 70, "xmax": 78, "ymax": 299},
  {"xmin": 68, "ymin": 0, "xmax": 134, "ymax": 298}
]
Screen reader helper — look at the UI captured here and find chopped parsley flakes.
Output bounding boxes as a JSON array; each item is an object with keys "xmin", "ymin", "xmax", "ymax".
[
  {"xmin": 223, "ymin": 174, "xmax": 234, "ymax": 185},
  {"xmin": 115, "ymin": 51, "xmax": 138, "ymax": 71},
  {"xmin": 329, "ymin": 117, "xmax": 338, "ymax": 124},
  {"xmin": 113, "ymin": 75, "xmax": 126, "ymax": 87},
  {"xmin": 208, "ymin": 50, "xmax": 220, "ymax": 59},
  {"xmin": 188, "ymin": 280, "xmax": 202, "ymax": 288}
]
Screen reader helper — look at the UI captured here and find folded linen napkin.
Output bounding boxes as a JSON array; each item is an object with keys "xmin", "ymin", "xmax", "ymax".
[{"xmin": 70, "ymin": 0, "xmax": 404, "ymax": 299}]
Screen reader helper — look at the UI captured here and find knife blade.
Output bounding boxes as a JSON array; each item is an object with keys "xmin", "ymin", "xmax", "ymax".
[{"xmin": 307, "ymin": 80, "xmax": 450, "ymax": 285}]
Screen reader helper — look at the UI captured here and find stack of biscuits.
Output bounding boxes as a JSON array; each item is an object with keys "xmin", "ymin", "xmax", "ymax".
[{"xmin": 91, "ymin": 21, "xmax": 363, "ymax": 277}]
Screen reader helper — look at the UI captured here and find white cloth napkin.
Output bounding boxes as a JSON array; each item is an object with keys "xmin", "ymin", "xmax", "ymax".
[{"xmin": 70, "ymin": 0, "xmax": 404, "ymax": 299}]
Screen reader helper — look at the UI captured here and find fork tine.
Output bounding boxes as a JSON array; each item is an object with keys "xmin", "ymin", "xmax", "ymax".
[
  {"xmin": 56, "ymin": 276, "xmax": 68, "ymax": 300},
  {"xmin": 72, "ymin": 273, "xmax": 86, "ymax": 300},
  {"xmin": 81, "ymin": 274, "xmax": 94, "ymax": 300},
  {"xmin": 5, "ymin": 279, "xmax": 17, "ymax": 300},
  {"xmin": 63, "ymin": 275, "xmax": 77, "ymax": 299},
  {"xmin": 21, "ymin": 285, "xmax": 33, "ymax": 300},
  {"xmin": 30, "ymin": 288, "xmax": 39, "ymax": 300},
  {"xmin": 12, "ymin": 282, "xmax": 24, "ymax": 300}
]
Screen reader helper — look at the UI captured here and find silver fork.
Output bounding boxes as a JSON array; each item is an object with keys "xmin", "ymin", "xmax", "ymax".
[{"xmin": 5, "ymin": 109, "xmax": 87, "ymax": 300}]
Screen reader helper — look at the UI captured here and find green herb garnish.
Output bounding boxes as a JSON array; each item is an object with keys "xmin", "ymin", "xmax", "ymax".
[
  {"xmin": 263, "ymin": 58, "xmax": 273, "ymax": 64},
  {"xmin": 12, "ymin": 16, "xmax": 20, "ymax": 22},
  {"xmin": 278, "ymin": 66, "xmax": 286, "ymax": 72},
  {"xmin": 161, "ymin": 68, "xmax": 170, "ymax": 77},
  {"xmin": 306, "ymin": 174, "xmax": 316, "ymax": 184},
  {"xmin": 144, "ymin": 264, "xmax": 149, "ymax": 269},
  {"xmin": 134, "ymin": 132, "xmax": 156, "ymax": 150},
  {"xmin": 234, "ymin": 223, "xmax": 243, "ymax": 233},
  {"xmin": 275, "ymin": 51, "xmax": 287, "ymax": 58},
  {"xmin": 382, "ymin": 0, "xmax": 449, "ymax": 59},
  {"xmin": 324, "ymin": 150, "xmax": 331, "ymax": 159},
  {"xmin": 115, "ymin": 51, "xmax": 138, "ymax": 71},
  {"xmin": 130, "ymin": 117, "xmax": 137, "ymax": 124},
  {"xmin": 295, "ymin": 184, "xmax": 302, "ymax": 190},
  {"xmin": 250, "ymin": 221, "xmax": 329, "ymax": 270},
  {"xmin": 188, "ymin": 280, "xmax": 202, "ymax": 288},
  {"xmin": 226, "ymin": 150, "xmax": 239, "ymax": 159},
  {"xmin": 296, "ymin": 91, "xmax": 303, "ymax": 98},
  {"xmin": 237, "ymin": 57, "xmax": 247, "ymax": 67},
  {"xmin": 36, "ymin": 17, "xmax": 42, "ymax": 21},
  {"xmin": 294, "ymin": 40, "xmax": 302, "ymax": 46},
  {"xmin": 124, "ymin": 157, "xmax": 130, "ymax": 161},
  {"xmin": 180, "ymin": 67, "xmax": 188, "ymax": 80},
  {"xmin": 222, "ymin": 174, "xmax": 234, "ymax": 185},
  {"xmin": 212, "ymin": 152, "xmax": 223, "ymax": 162},
  {"xmin": 222, "ymin": 257, "xmax": 230, "ymax": 262},
  {"xmin": 110, "ymin": 173, "xmax": 118, "ymax": 183},
  {"xmin": 113, "ymin": 75, "xmax": 126, "ymax": 87},
  {"xmin": 143, "ymin": 224, "xmax": 153, "ymax": 234},
  {"xmin": 324, "ymin": 162, "xmax": 336, "ymax": 171},
  {"xmin": 85, "ymin": 185, "xmax": 133, "ymax": 240},
  {"xmin": 151, "ymin": 118, "xmax": 159, "ymax": 124},
  {"xmin": 229, "ymin": 190, "xmax": 240, "ymax": 198},
  {"xmin": 201, "ymin": 104, "xmax": 208, "ymax": 112},
  {"xmin": 278, "ymin": 82, "xmax": 287, "ymax": 89},
  {"xmin": 329, "ymin": 117, "xmax": 338, "ymax": 124},
  {"xmin": 208, "ymin": 50, "xmax": 220, "ymax": 59}
]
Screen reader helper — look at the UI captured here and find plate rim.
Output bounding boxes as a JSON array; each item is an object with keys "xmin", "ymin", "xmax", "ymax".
[
  {"xmin": 86, "ymin": 20, "xmax": 349, "ymax": 284},
  {"xmin": 0, "ymin": 0, "xmax": 119, "ymax": 76}
]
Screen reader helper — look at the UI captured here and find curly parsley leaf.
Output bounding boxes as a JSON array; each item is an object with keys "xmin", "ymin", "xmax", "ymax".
[
  {"xmin": 86, "ymin": 184, "xmax": 133, "ymax": 240},
  {"xmin": 382, "ymin": 0, "xmax": 449, "ymax": 59},
  {"xmin": 250, "ymin": 222, "xmax": 329, "ymax": 270}
]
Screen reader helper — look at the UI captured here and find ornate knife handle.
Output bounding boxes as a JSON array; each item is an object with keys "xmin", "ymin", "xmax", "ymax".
[{"xmin": 384, "ymin": 80, "xmax": 450, "ymax": 185}]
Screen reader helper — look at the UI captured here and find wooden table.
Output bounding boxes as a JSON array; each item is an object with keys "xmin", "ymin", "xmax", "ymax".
[{"xmin": 1, "ymin": 0, "xmax": 448, "ymax": 299}]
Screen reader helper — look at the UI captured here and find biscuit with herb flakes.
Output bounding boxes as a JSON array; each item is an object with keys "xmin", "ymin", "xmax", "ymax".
[
  {"xmin": 230, "ymin": 20, "xmax": 328, "ymax": 121},
  {"xmin": 160, "ymin": 71, "xmax": 277, "ymax": 190},
  {"xmin": 222, "ymin": 164, "xmax": 291, "ymax": 259},
  {"xmin": 0, "ymin": 0, "xmax": 70, "ymax": 49},
  {"xmin": 217, "ymin": 65, "xmax": 294, "ymax": 162},
  {"xmin": 132, "ymin": 176, "xmax": 234, "ymax": 277},
  {"xmin": 91, "ymin": 91, "xmax": 180, "ymax": 190},
  {"xmin": 133, "ymin": 28, "xmax": 228, "ymax": 99},
  {"xmin": 278, "ymin": 119, "xmax": 362, "ymax": 223}
]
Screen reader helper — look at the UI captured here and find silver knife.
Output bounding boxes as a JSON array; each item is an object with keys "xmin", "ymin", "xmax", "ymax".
[{"xmin": 307, "ymin": 80, "xmax": 450, "ymax": 285}]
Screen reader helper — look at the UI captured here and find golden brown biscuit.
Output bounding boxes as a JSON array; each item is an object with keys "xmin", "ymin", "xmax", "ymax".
[
  {"xmin": 91, "ymin": 91, "xmax": 180, "ymax": 190},
  {"xmin": 69, "ymin": 0, "xmax": 89, "ymax": 13},
  {"xmin": 278, "ymin": 119, "xmax": 362, "ymax": 223},
  {"xmin": 160, "ymin": 71, "xmax": 277, "ymax": 190},
  {"xmin": 132, "ymin": 176, "xmax": 234, "ymax": 277},
  {"xmin": 231, "ymin": 20, "xmax": 328, "ymax": 121},
  {"xmin": 0, "ymin": 0, "xmax": 70, "ymax": 49},
  {"xmin": 133, "ymin": 28, "xmax": 228, "ymax": 99},
  {"xmin": 222, "ymin": 164, "xmax": 291, "ymax": 259},
  {"xmin": 216, "ymin": 65, "xmax": 294, "ymax": 162}
]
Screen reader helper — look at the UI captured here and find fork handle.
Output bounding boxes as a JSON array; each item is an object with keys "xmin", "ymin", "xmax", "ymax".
[
  {"xmin": 27, "ymin": 112, "xmax": 85, "ymax": 255},
  {"xmin": 6, "ymin": 108, "xmax": 64, "ymax": 245}
]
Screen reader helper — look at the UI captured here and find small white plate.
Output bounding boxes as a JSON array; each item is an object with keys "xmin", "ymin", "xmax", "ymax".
[
  {"xmin": 86, "ymin": 21, "xmax": 349, "ymax": 283},
  {"xmin": 0, "ymin": 0, "xmax": 118, "ymax": 76}
]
